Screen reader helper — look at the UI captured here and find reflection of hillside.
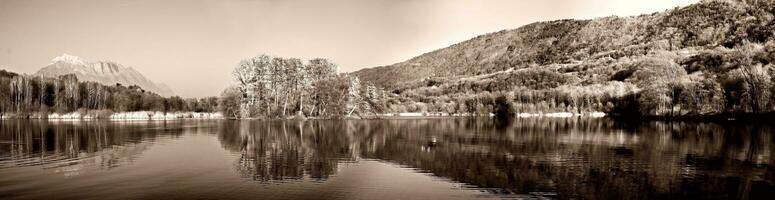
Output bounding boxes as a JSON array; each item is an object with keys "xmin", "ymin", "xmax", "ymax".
[
  {"xmin": 0, "ymin": 120, "xmax": 187, "ymax": 176},
  {"xmin": 363, "ymin": 118, "xmax": 774, "ymax": 199},
  {"xmin": 218, "ymin": 118, "xmax": 774, "ymax": 199}
]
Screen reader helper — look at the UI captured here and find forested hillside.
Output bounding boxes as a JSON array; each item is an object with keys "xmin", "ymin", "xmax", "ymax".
[{"xmin": 353, "ymin": 0, "xmax": 775, "ymax": 117}]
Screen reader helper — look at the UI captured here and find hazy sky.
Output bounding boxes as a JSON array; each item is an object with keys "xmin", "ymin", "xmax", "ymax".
[{"xmin": 0, "ymin": 0, "xmax": 698, "ymax": 97}]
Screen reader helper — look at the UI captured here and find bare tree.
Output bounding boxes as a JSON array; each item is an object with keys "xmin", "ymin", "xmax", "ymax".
[
  {"xmin": 738, "ymin": 40, "xmax": 771, "ymax": 113},
  {"xmin": 231, "ymin": 55, "xmax": 344, "ymax": 118},
  {"xmin": 346, "ymin": 76, "xmax": 361, "ymax": 117}
]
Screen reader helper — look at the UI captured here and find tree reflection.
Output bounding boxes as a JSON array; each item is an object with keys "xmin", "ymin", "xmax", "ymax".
[
  {"xmin": 3, "ymin": 118, "xmax": 771, "ymax": 199},
  {"xmin": 0, "ymin": 120, "xmax": 190, "ymax": 175},
  {"xmin": 221, "ymin": 120, "xmax": 356, "ymax": 182},
  {"xmin": 219, "ymin": 118, "xmax": 774, "ymax": 199}
]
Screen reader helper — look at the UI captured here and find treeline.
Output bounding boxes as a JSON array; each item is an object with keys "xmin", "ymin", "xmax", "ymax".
[
  {"xmin": 0, "ymin": 70, "xmax": 219, "ymax": 118},
  {"xmin": 222, "ymin": 54, "xmax": 387, "ymax": 119},
  {"xmin": 383, "ymin": 78, "xmax": 634, "ymax": 116}
]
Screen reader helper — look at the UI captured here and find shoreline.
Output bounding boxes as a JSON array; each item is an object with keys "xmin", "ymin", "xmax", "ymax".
[
  {"xmin": 367, "ymin": 111, "xmax": 607, "ymax": 119},
  {"xmin": 0, "ymin": 111, "xmax": 224, "ymax": 120},
  {"xmin": 4, "ymin": 110, "xmax": 775, "ymax": 122}
]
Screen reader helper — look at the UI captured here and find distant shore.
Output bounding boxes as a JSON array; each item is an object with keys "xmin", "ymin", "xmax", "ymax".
[
  {"xmin": 0, "ymin": 111, "xmax": 223, "ymax": 120},
  {"xmin": 364, "ymin": 111, "xmax": 607, "ymax": 119},
  {"xmin": 2, "ymin": 111, "xmax": 607, "ymax": 120}
]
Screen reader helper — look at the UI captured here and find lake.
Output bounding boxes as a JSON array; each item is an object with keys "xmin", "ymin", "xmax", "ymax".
[{"xmin": 0, "ymin": 118, "xmax": 773, "ymax": 199}]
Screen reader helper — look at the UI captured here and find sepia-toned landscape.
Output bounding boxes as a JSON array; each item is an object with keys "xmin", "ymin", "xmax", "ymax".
[{"xmin": 1, "ymin": 0, "xmax": 774, "ymax": 199}]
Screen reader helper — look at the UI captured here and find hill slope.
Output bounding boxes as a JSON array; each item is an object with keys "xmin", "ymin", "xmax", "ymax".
[
  {"xmin": 354, "ymin": 0, "xmax": 774, "ymax": 89},
  {"xmin": 35, "ymin": 54, "xmax": 174, "ymax": 96},
  {"xmin": 352, "ymin": 0, "xmax": 775, "ymax": 117}
]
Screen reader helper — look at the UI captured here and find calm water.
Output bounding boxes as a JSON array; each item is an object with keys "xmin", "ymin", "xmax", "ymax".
[{"xmin": 0, "ymin": 118, "xmax": 773, "ymax": 200}]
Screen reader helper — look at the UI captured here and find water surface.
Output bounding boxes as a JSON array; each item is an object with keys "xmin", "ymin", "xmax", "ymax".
[{"xmin": 0, "ymin": 118, "xmax": 773, "ymax": 199}]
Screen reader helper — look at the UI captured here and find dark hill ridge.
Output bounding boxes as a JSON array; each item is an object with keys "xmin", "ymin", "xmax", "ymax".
[{"xmin": 353, "ymin": 0, "xmax": 774, "ymax": 89}]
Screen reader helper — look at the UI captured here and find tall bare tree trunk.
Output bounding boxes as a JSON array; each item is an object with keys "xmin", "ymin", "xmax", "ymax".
[
  {"xmin": 282, "ymin": 92, "xmax": 289, "ymax": 116},
  {"xmin": 299, "ymin": 94, "xmax": 304, "ymax": 114}
]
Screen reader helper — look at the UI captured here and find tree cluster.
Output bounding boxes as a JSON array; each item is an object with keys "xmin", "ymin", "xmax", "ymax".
[{"xmin": 224, "ymin": 55, "xmax": 387, "ymax": 119}]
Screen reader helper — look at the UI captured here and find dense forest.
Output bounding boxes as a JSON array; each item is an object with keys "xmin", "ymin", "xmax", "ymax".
[
  {"xmin": 352, "ymin": 0, "xmax": 775, "ymax": 117},
  {"xmin": 0, "ymin": 69, "xmax": 219, "ymax": 118}
]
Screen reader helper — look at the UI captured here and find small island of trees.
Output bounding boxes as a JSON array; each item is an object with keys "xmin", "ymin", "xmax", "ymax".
[{"xmin": 221, "ymin": 54, "xmax": 387, "ymax": 119}]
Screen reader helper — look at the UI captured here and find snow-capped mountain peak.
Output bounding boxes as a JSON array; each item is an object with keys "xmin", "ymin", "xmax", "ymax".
[
  {"xmin": 37, "ymin": 54, "xmax": 175, "ymax": 96},
  {"xmin": 51, "ymin": 53, "xmax": 86, "ymax": 65}
]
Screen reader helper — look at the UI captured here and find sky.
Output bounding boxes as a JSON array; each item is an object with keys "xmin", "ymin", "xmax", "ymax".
[{"xmin": 0, "ymin": 0, "xmax": 699, "ymax": 97}]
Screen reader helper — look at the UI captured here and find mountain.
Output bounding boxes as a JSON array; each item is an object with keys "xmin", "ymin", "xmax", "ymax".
[
  {"xmin": 353, "ymin": 0, "xmax": 774, "ymax": 89},
  {"xmin": 35, "ymin": 54, "xmax": 174, "ymax": 96},
  {"xmin": 351, "ymin": 0, "xmax": 775, "ymax": 117}
]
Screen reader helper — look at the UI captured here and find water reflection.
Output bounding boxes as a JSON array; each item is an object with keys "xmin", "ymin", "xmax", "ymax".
[
  {"xmin": 218, "ymin": 118, "xmax": 775, "ymax": 199},
  {"xmin": 218, "ymin": 120, "xmax": 359, "ymax": 182},
  {"xmin": 0, "ymin": 120, "xmax": 206, "ymax": 176},
  {"xmin": 1, "ymin": 118, "xmax": 773, "ymax": 199}
]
